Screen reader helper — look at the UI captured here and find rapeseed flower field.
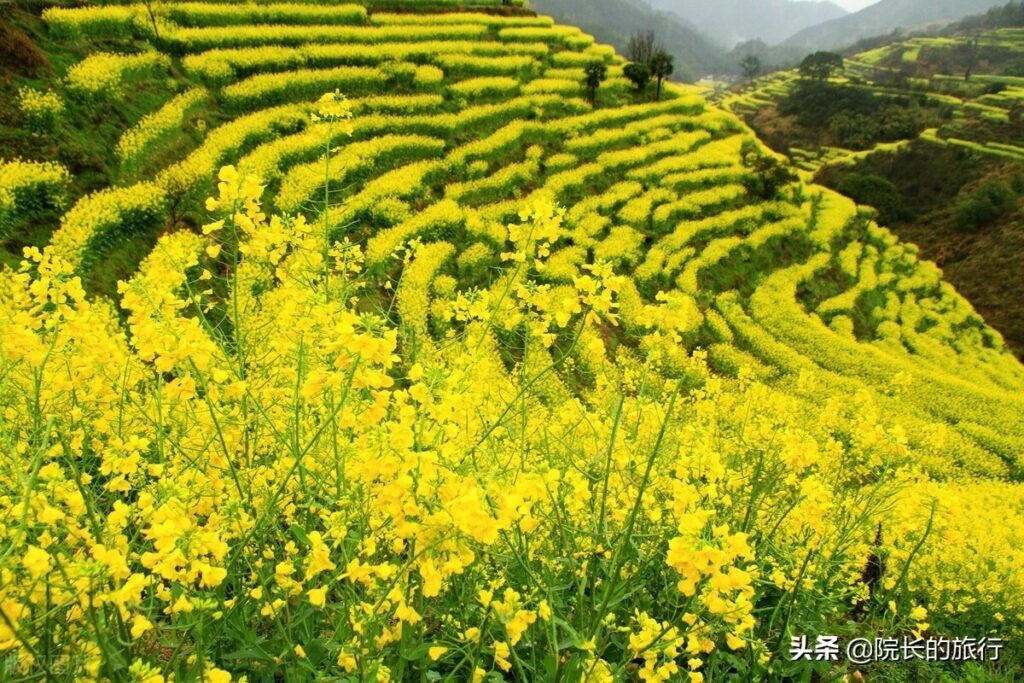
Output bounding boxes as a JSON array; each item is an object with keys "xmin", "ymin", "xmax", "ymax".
[{"xmin": 1, "ymin": 2, "xmax": 1024, "ymax": 681}]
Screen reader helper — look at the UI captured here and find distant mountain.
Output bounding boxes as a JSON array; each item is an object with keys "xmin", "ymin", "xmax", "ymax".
[
  {"xmin": 783, "ymin": 0, "xmax": 1012, "ymax": 50},
  {"xmin": 646, "ymin": 0, "xmax": 848, "ymax": 47},
  {"xmin": 532, "ymin": 0, "xmax": 728, "ymax": 80}
]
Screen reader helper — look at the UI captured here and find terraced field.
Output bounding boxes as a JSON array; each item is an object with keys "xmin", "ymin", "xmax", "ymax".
[
  {"xmin": 720, "ymin": 27, "xmax": 1024, "ymax": 173},
  {"xmin": 717, "ymin": 27, "xmax": 1024, "ymax": 364},
  {"xmin": 2, "ymin": 1, "xmax": 1024, "ymax": 680}
]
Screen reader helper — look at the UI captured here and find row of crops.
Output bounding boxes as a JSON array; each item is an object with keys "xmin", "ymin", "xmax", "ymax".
[{"xmin": 2, "ymin": 0, "xmax": 1024, "ymax": 680}]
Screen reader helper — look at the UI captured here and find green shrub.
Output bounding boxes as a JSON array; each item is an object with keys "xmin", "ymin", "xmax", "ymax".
[
  {"xmin": 954, "ymin": 179, "xmax": 1017, "ymax": 232},
  {"xmin": 829, "ymin": 105, "xmax": 928, "ymax": 150},
  {"xmin": 740, "ymin": 140, "xmax": 796, "ymax": 200},
  {"xmin": 836, "ymin": 173, "xmax": 912, "ymax": 224},
  {"xmin": 623, "ymin": 62, "xmax": 650, "ymax": 92}
]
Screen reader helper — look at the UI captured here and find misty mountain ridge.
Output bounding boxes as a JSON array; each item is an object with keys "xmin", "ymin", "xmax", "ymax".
[
  {"xmin": 783, "ymin": 0, "xmax": 1013, "ymax": 50},
  {"xmin": 531, "ymin": 0, "xmax": 729, "ymax": 79},
  {"xmin": 647, "ymin": 0, "xmax": 848, "ymax": 47}
]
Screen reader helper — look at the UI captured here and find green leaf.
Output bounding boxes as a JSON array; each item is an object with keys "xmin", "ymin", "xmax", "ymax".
[
  {"xmin": 291, "ymin": 525, "xmax": 311, "ymax": 547},
  {"xmin": 221, "ymin": 646, "xmax": 274, "ymax": 662},
  {"xmin": 403, "ymin": 641, "xmax": 434, "ymax": 661},
  {"xmin": 304, "ymin": 638, "xmax": 329, "ymax": 666},
  {"xmin": 554, "ymin": 616, "xmax": 583, "ymax": 650}
]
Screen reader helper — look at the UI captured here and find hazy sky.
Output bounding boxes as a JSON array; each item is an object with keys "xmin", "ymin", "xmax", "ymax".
[{"xmin": 829, "ymin": 0, "xmax": 880, "ymax": 11}]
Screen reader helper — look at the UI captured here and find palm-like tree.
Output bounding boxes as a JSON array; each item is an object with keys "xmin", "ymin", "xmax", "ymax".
[{"xmin": 650, "ymin": 50, "xmax": 674, "ymax": 101}]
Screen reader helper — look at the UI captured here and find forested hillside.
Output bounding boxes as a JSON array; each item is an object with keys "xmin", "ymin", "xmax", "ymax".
[{"xmin": 1, "ymin": 1, "xmax": 1023, "ymax": 681}]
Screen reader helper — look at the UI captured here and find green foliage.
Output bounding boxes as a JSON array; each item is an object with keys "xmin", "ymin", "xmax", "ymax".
[
  {"xmin": 650, "ymin": 49, "xmax": 674, "ymax": 100},
  {"xmin": 740, "ymin": 53, "xmax": 761, "ymax": 81},
  {"xmin": 954, "ymin": 177, "xmax": 1019, "ymax": 231},
  {"xmin": 829, "ymin": 105, "xmax": 928, "ymax": 149},
  {"xmin": 957, "ymin": 1, "xmax": 1024, "ymax": 30},
  {"xmin": 623, "ymin": 61, "xmax": 651, "ymax": 91},
  {"xmin": 780, "ymin": 81, "xmax": 875, "ymax": 128},
  {"xmin": 799, "ymin": 51, "xmax": 844, "ymax": 81},
  {"xmin": 779, "ymin": 81, "xmax": 941, "ymax": 150},
  {"xmin": 835, "ymin": 173, "xmax": 911, "ymax": 224},
  {"xmin": 740, "ymin": 140, "xmax": 796, "ymax": 199},
  {"xmin": 583, "ymin": 60, "xmax": 607, "ymax": 105}
]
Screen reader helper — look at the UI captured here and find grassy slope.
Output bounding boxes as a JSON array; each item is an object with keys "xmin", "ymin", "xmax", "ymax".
[{"xmin": 0, "ymin": 6, "xmax": 219, "ymax": 294}]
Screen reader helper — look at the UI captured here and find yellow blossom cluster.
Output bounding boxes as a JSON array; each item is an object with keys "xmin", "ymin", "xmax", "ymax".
[
  {"xmin": 65, "ymin": 51, "xmax": 171, "ymax": 97},
  {"xmin": 16, "ymin": 86, "xmax": 65, "ymax": 133},
  {"xmin": 116, "ymin": 88, "xmax": 208, "ymax": 163},
  {"xmin": 0, "ymin": 159, "xmax": 70, "ymax": 238}
]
